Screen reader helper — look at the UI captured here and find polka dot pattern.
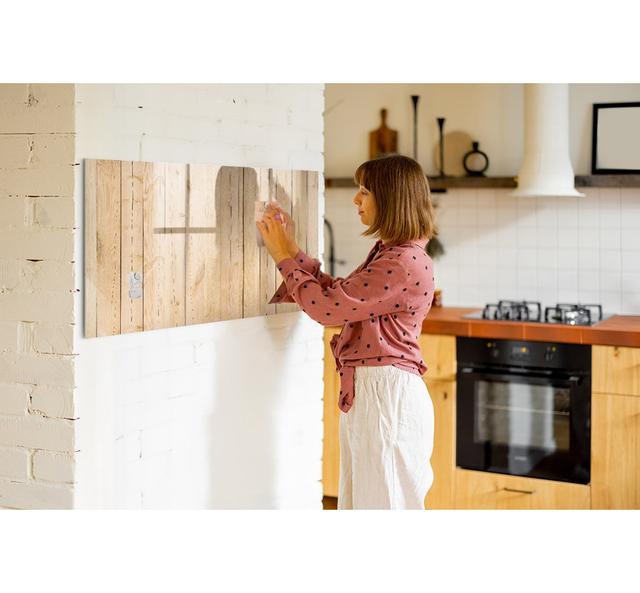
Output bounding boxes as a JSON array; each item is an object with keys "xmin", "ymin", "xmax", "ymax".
[{"xmin": 269, "ymin": 239, "xmax": 434, "ymax": 413}]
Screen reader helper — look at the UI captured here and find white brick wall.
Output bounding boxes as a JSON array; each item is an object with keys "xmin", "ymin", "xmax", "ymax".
[
  {"xmin": 73, "ymin": 84, "xmax": 325, "ymax": 509},
  {"xmin": 0, "ymin": 84, "xmax": 76, "ymax": 510}
]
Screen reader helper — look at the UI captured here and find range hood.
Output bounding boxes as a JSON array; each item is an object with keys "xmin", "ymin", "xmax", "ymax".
[{"xmin": 510, "ymin": 83, "xmax": 585, "ymax": 198}]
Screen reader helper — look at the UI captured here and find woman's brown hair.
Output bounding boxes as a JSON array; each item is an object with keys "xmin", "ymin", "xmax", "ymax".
[{"xmin": 353, "ymin": 154, "xmax": 437, "ymax": 243}]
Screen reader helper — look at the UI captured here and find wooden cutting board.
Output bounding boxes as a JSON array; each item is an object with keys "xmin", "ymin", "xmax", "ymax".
[{"xmin": 369, "ymin": 108, "xmax": 398, "ymax": 159}]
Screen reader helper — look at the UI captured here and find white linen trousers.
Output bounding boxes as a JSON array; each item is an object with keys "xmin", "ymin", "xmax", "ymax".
[{"xmin": 338, "ymin": 365, "xmax": 435, "ymax": 510}]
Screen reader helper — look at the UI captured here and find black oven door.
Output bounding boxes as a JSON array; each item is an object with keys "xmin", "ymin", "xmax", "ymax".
[{"xmin": 456, "ymin": 367, "xmax": 590, "ymax": 484}]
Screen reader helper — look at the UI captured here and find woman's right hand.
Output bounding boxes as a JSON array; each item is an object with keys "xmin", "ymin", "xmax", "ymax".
[{"xmin": 264, "ymin": 202, "xmax": 299, "ymax": 258}]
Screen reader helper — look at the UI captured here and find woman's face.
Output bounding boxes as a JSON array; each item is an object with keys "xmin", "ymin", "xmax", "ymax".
[{"xmin": 353, "ymin": 184, "xmax": 376, "ymax": 226}]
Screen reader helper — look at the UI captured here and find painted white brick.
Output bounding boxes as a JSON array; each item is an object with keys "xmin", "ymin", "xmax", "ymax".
[
  {"xmin": 0, "ymin": 84, "xmax": 75, "ymax": 134},
  {"xmin": 30, "ymin": 384, "xmax": 75, "ymax": 418},
  {"xmin": 73, "ymin": 83, "xmax": 325, "ymax": 510},
  {"xmin": 32, "ymin": 197, "xmax": 75, "ymax": 228},
  {"xmin": 0, "ymin": 135, "xmax": 32, "ymax": 168},
  {"xmin": 0, "ymin": 165, "xmax": 75, "ymax": 196},
  {"xmin": 0, "ymin": 197, "xmax": 28, "ymax": 228},
  {"xmin": 0, "ymin": 382, "xmax": 30, "ymax": 415},
  {"xmin": 0, "ymin": 479, "xmax": 73, "ymax": 509},
  {"xmin": 0, "ymin": 259, "xmax": 20, "ymax": 291},
  {"xmin": 0, "ymin": 352, "xmax": 74, "ymax": 387},
  {"xmin": 16, "ymin": 321, "xmax": 34, "ymax": 353},
  {"xmin": 0, "ymin": 414, "xmax": 75, "ymax": 451},
  {"xmin": 15, "ymin": 353, "xmax": 75, "ymax": 387},
  {"xmin": 305, "ymin": 339, "xmax": 325, "ymax": 362},
  {"xmin": 0, "ymin": 322, "xmax": 17, "ymax": 351},
  {"xmin": 0, "ymin": 291, "xmax": 74, "ymax": 323},
  {"xmin": 32, "ymin": 450, "xmax": 75, "ymax": 483},
  {"xmin": 30, "ymin": 134, "xmax": 75, "ymax": 166},
  {"xmin": 24, "ymin": 260, "xmax": 74, "ymax": 291},
  {"xmin": 0, "ymin": 229, "xmax": 73, "ymax": 260},
  {"xmin": 31, "ymin": 323, "xmax": 74, "ymax": 355},
  {"xmin": 0, "ymin": 446, "xmax": 29, "ymax": 479},
  {"xmin": 140, "ymin": 345, "xmax": 170, "ymax": 376},
  {"xmin": 0, "ymin": 133, "xmax": 74, "ymax": 169}
]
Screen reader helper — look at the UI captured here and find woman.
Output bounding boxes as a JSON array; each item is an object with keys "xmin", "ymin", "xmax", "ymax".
[{"xmin": 256, "ymin": 154, "xmax": 437, "ymax": 510}]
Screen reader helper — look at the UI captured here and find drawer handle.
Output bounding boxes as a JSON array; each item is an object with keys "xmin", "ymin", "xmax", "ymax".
[{"xmin": 502, "ymin": 487, "xmax": 535, "ymax": 495}]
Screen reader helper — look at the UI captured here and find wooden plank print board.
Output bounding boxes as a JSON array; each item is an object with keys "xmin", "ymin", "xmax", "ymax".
[{"xmin": 84, "ymin": 159, "xmax": 320, "ymax": 338}]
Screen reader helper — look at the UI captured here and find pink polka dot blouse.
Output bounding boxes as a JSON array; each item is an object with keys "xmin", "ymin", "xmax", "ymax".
[{"xmin": 269, "ymin": 237, "xmax": 435, "ymax": 413}]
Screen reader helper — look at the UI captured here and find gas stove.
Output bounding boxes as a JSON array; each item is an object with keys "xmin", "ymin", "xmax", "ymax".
[{"xmin": 463, "ymin": 300, "xmax": 609, "ymax": 326}]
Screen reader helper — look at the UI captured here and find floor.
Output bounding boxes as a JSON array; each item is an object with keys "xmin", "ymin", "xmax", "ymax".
[{"xmin": 322, "ymin": 496, "xmax": 338, "ymax": 510}]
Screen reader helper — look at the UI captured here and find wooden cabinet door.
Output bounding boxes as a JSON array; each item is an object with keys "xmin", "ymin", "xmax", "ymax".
[
  {"xmin": 419, "ymin": 334, "xmax": 456, "ymax": 381},
  {"xmin": 591, "ymin": 392, "xmax": 640, "ymax": 509},
  {"xmin": 454, "ymin": 468, "xmax": 591, "ymax": 509},
  {"xmin": 424, "ymin": 379, "xmax": 456, "ymax": 509},
  {"xmin": 593, "ymin": 345, "xmax": 640, "ymax": 397},
  {"xmin": 322, "ymin": 327, "xmax": 341, "ymax": 497}
]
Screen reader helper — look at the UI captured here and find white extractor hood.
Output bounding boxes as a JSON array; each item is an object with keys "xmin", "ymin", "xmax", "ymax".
[{"xmin": 510, "ymin": 83, "xmax": 585, "ymax": 198}]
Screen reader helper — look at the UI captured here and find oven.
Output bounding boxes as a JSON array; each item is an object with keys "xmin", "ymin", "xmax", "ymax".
[{"xmin": 456, "ymin": 337, "xmax": 591, "ymax": 485}]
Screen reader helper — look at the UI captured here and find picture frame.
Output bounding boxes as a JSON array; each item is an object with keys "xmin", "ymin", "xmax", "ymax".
[{"xmin": 591, "ymin": 101, "xmax": 640, "ymax": 174}]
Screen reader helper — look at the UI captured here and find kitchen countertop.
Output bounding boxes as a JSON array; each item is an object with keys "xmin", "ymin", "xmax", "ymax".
[{"xmin": 420, "ymin": 307, "xmax": 640, "ymax": 348}]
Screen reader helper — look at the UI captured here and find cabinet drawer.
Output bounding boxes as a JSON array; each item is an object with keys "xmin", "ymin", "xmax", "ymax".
[
  {"xmin": 454, "ymin": 468, "xmax": 590, "ymax": 509},
  {"xmin": 593, "ymin": 345, "xmax": 640, "ymax": 397}
]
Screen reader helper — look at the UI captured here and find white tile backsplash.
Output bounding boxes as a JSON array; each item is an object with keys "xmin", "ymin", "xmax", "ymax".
[{"xmin": 325, "ymin": 186, "xmax": 640, "ymax": 315}]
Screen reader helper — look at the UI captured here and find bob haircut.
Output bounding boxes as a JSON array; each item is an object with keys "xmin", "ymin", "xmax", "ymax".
[{"xmin": 353, "ymin": 154, "xmax": 437, "ymax": 244}]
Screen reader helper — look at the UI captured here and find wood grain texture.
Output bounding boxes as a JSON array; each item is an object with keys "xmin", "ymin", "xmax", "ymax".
[
  {"xmin": 96, "ymin": 159, "xmax": 121, "ymax": 336},
  {"xmin": 217, "ymin": 166, "xmax": 243, "ymax": 321},
  {"xmin": 306, "ymin": 171, "xmax": 319, "ymax": 261},
  {"xmin": 261, "ymin": 169, "xmax": 277, "ymax": 317},
  {"xmin": 274, "ymin": 169, "xmax": 296, "ymax": 314},
  {"xmin": 419, "ymin": 334, "xmax": 456, "ymax": 381},
  {"xmin": 85, "ymin": 158, "xmax": 320, "ymax": 335},
  {"xmin": 454, "ymin": 468, "xmax": 590, "ymax": 509},
  {"xmin": 143, "ymin": 161, "xmax": 167, "ymax": 330},
  {"xmin": 164, "ymin": 162, "xmax": 187, "ymax": 327},
  {"xmin": 120, "ymin": 160, "xmax": 144, "ymax": 333},
  {"xmin": 242, "ymin": 167, "xmax": 266, "ymax": 319},
  {"xmin": 323, "ymin": 326, "xmax": 342, "ymax": 497},
  {"xmin": 83, "ymin": 159, "xmax": 98, "ymax": 338},
  {"xmin": 593, "ymin": 345, "xmax": 640, "ymax": 397},
  {"xmin": 424, "ymin": 379, "xmax": 456, "ymax": 509},
  {"xmin": 591, "ymin": 391, "xmax": 640, "ymax": 509},
  {"xmin": 187, "ymin": 164, "xmax": 220, "ymax": 325}
]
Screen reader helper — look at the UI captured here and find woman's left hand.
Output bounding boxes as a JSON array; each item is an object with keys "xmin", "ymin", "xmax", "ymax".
[{"xmin": 256, "ymin": 203, "xmax": 291, "ymax": 265}]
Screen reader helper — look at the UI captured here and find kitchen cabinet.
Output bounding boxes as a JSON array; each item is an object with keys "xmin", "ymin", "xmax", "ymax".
[
  {"xmin": 323, "ymin": 327, "xmax": 342, "ymax": 498},
  {"xmin": 593, "ymin": 345, "xmax": 640, "ymax": 397},
  {"xmin": 591, "ymin": 345, "xmax": 640, "ymax": 509},
  {"xmin": 454, "ymin": 468, "xmax": 591, "ymax": 509},
  {"xmin": 419, "ymin": 334, "xmax": 457, "ymax": 509},
  {"xmin": 591, "ymin": 392, "xmax": 640, "ymax": 509},
  {"xmin": 323, "ymin": 330, "xmax": 640, "ymax": 510},
  {"xmin": 423, "ymin": 379, "xmax": 456, "ymax": 509}
]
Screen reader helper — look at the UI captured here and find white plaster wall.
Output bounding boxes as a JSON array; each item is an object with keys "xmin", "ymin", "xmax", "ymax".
[
  {"xmin": 324, "ymin": 84, "xmax": 640, "ymax": 315},
  {"xmin": 73, "ymin": 84, "xmax": 325, "ymax": 509}
]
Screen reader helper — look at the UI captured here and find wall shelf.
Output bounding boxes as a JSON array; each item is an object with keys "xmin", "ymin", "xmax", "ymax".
[{"xmin": 325, "ymin": 174, "xmax": 640, "ymax": 190}]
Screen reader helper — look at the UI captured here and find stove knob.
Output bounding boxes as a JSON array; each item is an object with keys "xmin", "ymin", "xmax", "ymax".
[{"xmin": 544, "ymin": 346, "xmax": 557, "ymax": 362}]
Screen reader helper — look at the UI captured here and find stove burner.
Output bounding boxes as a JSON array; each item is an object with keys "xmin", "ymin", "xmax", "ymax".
[
  {"xmin": 472, "ymin": 301, "xmax": 605, "ymax": 326},
  {"xmin": 544, "ymin": 303, "xmax": 603, "ymax": 326},
  {"xmin": 482, "ymin": 300, "xmax": 542, "ymax": 322}
]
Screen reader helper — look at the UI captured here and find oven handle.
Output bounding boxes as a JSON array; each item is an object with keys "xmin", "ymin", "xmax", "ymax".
[
  {"xmin": 459, "ymin": 367, "xmax": 583, "ymax": 385},
  {"xmin": 502, "ymin": 487, "xmax": 535, "ymax": 495}
]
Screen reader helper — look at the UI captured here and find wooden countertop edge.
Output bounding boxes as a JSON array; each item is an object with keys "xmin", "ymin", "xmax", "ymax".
[
  {"xmin": 327, "ymin": 308, "xmax": 640, "ymax": 348},
  {"xmin": 420, "ymin": 308, "xmax": 640, "ymax": 348}
]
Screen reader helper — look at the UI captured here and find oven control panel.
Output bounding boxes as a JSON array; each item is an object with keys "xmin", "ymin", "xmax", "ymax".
[{"xmin": 458, "ymin": 337, "xmax": 590, "ymax": 371}]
